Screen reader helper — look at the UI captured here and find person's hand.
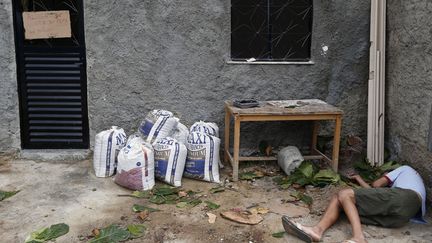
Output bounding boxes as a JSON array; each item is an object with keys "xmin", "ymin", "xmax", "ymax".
[{"xmin": 348, "ymin": 173, "xmax": 362, "ymax": 181}]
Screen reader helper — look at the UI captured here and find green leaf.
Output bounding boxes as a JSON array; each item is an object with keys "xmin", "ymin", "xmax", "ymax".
[
  {"xmin": 204, "ymin": 200, "xmax": 220, "ymax": 210},
  {"xmin": 280, "ymin": 183, "xmax": 291, "ymax": 189},
  {"xmin": 132, "ymin": 204, "xmax": 160, "ymax": 213},
  {"xmin": 0, "ymin": 190, "xmax": 19, "ymax": 201},
  {"xmin": 153, "ymin": 185, "xmax": 179, "ymax": 196},
  {"xmin": 130, "ymin": 191, "xmax": 151, "ymax": 198},
  {"xmin": 290, "ymin": 191, "xmax": 302, "ymax": 200},
  {"xmin": 89, "ymin": 224, "xmax": 130, "ymax": 243},
  {"xmin": 272, "ymin": 231, "xmax": 286, "ymax": 238},
  {"xmin": 300, "ymin": 194, "xmax": 313, "ymax": 206},
  {"xmin": 379, "ymin": 161, "xmax": 401, "ymax": 173},
  {"xmin": 25, "ymin": 223, "xmax": 69, "ymax": 243},
  {"xmin": 187, "ymin": 198, "xmax": 202, "ymax": 207},
  {"xmin": 290, "ymin": 192, "xmax": 313, "ymax": 206},
  {"xmin": 149, "ymin": 195, "xmax": 167, "ymax": 205},
  {"xmin": 239, "ymin": 172, "xmax": 263, "ymax": 180},
  {"xmin": 127, "ymin": 224, "xmax": 146, "ymax": 239},
  {"xmin": 186, "ymin": 190, "xmax": 201, "ymax": 196},
  {"xmin": 209, "ymin": 186, "xmax": 225, "ymax": 194},
  {"xmin": 176, "ymin": 202, "xmax": 188, "ymax": 208},
  {"xmin": 297, "ymin": 161, "xmax": 314, "ymax": 178},
  {"xmin": 313, "ymin": 169, "xmax": 341, "ymax": 185}
]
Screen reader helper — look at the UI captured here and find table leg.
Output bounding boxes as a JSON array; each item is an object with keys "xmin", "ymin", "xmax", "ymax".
[
  {"xmin": 224, "ymin": 108, "xmax": 230, "ymax": 164},
  {"xmin": 332, "ymin": 116, "xmax": 342, "ymax": 171},
  {"xmin": 311, "ymin": 121, "xmax": 320, "ymax": 153},
  {"xmin": 232, "ymin": 116, "xmax": 240, "ymax": 181}
]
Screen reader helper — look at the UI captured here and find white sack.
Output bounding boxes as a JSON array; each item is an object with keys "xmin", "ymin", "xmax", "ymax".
[
  {"xmin": 115, "ymin": 137, "xmax": 155, "ymax": 191},
  {"xmin": 138, "ymin": 109, "xmax": 178, "ymax": 143},
  {"xmin": 184, "ymin": 132, "xmax": 220, "ymax": 183},
  {"xmin": 154, "ymin": 137, "xmax": 187, "ymax": 187},
  {"xmin": 93, "ymin": 126, "xmax": 127, "ymax": 177},
  {"xmin": 278, "ymin": 146, "xmax": 304, "ymax": 175},
  {"xmin": 190, "ymin": 121, "xmax": 219, "ymax": 138},
  {"xmin": 127, "ymin": 133, "xmax": 141, "ymax": 143},
  {"xmin": 172, "ymin": 122, "xmax": 189, "ymax": 145}
]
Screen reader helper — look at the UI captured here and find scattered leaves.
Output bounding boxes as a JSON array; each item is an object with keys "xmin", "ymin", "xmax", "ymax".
[
  {"xmin": 127, "ymin": 224, "xmax": 146, "ymax": 239},
  {"xmin": 176, "ymin": 202, "xmax": 188, "ymax": 208},
  {"xmin": 272, "ymin": 231, "xmax": 286, "ymax": 238},
  {"xmin": 274, "ymin": 161, "xmax": 345, "ymax": 189},
  {"xmin": 239, "ymin": 171, "xmax": 264, "ymax": 180},
  {"xmin": 354, "ymin": 160, "xmax": 401, "ymax": 182},
  {"xmin": 204, "ymin": 200, "xmax": 220, "ymax": 210},
  {"xmin": 0, "ymin": 190, "xmax": 19, "ymax": 201},
  {"xmin": 298, "ymin": 161, "xmax": 315, "ymax": 178},
  {"xmin": 291, "ymin": 191, "xmax": 313, "ymax": 206},
  {"xmin": 137, "ymin": 211, "xmax": 149, "ymax": 220},
  {"xmin": 209, "ymin": 186, "xmax": 225, "ymax": 194},
  {"xmin": 176, "ymin": 198, "xmax": 202, "ymax": 208},
  {"xmin": 25, "ymin": 223, "xmax": 69, "ymax": 243},
  {"xmin": 313, "ymin": 169, "xmax": 341, "ymax": 186},
  {"xmin": 187, "ymin": 198, "xmax": 202, "ymax": 207},
  {"xmin": 130, "ymin": 190, "xmax": 151, "ymax": 199},
  {"xmin": 149, "ymin": 194, "xmax": 178, "ymax": 205},
  {"xmin": 132, "ymin": 204, "xmax": 160, "ymax": 213},
  {"xmin": 89, "ymin": 225, "xmax": 130, "ymax": 243}
]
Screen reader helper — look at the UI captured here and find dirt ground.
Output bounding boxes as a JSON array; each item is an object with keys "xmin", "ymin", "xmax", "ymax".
[{"xmin": 1, "ymin": 155, "xmax": 431, "ymax": 243}]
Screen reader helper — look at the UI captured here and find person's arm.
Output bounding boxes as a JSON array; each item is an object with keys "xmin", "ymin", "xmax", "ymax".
[
  {"xmin": 371, "ymin": 176, "xmax": 389, "ymax": 188},
  {"xmin": 349, "ymin": 174, "xmax": 390, "ymax": 188},
  {"xmin": 349, "ymin": 174, "xmax": 371, "ymax": 188}
]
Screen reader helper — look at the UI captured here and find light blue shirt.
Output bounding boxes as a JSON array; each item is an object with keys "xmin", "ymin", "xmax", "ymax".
[{"xmin": 385, "ymin": 165, "xmax": 427, "ymax": 224}]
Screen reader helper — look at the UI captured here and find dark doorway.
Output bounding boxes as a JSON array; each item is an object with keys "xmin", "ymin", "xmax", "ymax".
[{"xmin": 12, "ymin": 0, "xmax": 89, "ymax": 149}]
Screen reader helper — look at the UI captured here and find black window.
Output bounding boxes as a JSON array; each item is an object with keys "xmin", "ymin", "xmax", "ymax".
[{"xmin": 231, "ymin": 0, "xmax": 313, "ymax": 62}]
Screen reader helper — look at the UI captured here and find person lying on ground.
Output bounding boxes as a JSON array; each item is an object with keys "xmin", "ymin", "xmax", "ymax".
[{"xmin": 281, "ymin": 165, "xmax": 426, "ymax": 243}]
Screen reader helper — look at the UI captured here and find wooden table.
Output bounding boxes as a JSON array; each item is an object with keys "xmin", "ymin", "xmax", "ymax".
[{"xmin": 224, "ymin": 99, "xmax": 343, "ymax": 181}]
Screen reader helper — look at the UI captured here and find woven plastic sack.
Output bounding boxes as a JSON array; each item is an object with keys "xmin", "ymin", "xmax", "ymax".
[
  {"xmin": 115, "ymin": 136, "xmax": 155, "ymax": 191},
  {"xmin": 172, "ymin": 122, "xmax": 189, "ymax": 145},
  {"xmin": 184, "ymin": 132, "xmax": 220, "ymax": 183},
  {"xmin": 190, "ymin": 121, "xmax": 219, "ymax": 138},
  {"xmin": 154, "ymin": 137, "xmax": 187, "ymax": 187},
  {"xmin": 93, "ymin": 126, "xmax": 127, "ymax": 177},
  {"xmin": 138, "ymin": 109, "xmax": 178, "ymax": 143}
]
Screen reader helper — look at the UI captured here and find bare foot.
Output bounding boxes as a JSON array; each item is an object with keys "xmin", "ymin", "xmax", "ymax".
[
  {"xmin": 301, "ymin": 225, "xmax": 322, "ymax": 242},
  {"xmin": 342, "ymin": 238, "xmax": 368, "ymax": 243}
]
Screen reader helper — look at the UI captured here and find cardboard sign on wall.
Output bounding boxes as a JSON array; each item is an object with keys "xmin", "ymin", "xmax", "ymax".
[{"xmin": 22, "ymin": 10, "xmax": 71, "ymax": 40}]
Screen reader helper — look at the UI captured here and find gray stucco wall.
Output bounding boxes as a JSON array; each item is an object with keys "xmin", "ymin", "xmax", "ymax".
[
  {"xmin": 84, "ymin": 0, "xmax": 370, "ymax": 149},
  {"xmin": 0, "ymin": 0, "xmax": 20, "ymax": 151},
  {"xmin": 386, "ymin": 0, "xmax": 432, "ymax": 200},
  {"xmin": 0, "ymin": 0, "xmax": 371, "ymax": 151}
]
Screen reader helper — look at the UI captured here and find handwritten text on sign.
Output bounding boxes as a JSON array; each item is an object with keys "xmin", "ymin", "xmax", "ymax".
[{"xmin": 22, "ymin": 10, "xmax": 71, "ymax": 40}]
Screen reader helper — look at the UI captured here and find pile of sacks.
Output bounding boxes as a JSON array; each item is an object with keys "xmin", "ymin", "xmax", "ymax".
[{"xmin": 93, "ymin": 109, "xmax": 221, "ymax": 191}]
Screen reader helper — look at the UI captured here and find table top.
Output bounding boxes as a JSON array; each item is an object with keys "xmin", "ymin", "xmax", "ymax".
[{"xmin": 225, "ymin": 99, "xmax": 343, "ymax": 116}]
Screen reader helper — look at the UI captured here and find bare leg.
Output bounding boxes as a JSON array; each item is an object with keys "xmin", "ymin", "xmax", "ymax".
[
  {"xmin": 301, "ymin": 194, "xmax": 341, "ymax": 241},
  {"xmin": 338, "ymin": 189, "xmax": 367, "ymax": 243}
]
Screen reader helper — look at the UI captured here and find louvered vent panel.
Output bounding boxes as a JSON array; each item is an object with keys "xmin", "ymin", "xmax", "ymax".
[{"xmin": 24, "ymin": 52, "xmax": 86, "ymax": 146}]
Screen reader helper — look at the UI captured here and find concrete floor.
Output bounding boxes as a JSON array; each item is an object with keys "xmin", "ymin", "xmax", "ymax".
[{"xmin": 1, "ymin": 157, "xmax": 431, "ymax": 243}]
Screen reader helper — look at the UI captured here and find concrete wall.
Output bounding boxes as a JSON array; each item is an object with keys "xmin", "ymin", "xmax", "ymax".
[
  {"xmin": 386, "ymin": 0, "xmax": 432, "ymax": 200},
  {"xmin": 84, "ymin": 0, "xmax": 371, "ymax": 149},
  {"xmin": 0, "ymin": 0, "xmax": 20, "ymax": 151},
  {"xmin": 0, "ymin": 0, "xmax": 371, "ymax": 151}
]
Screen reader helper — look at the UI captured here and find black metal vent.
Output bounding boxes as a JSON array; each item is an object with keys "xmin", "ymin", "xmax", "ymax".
[
  {"xmin": 231, "ymin": 0, "xmax": 313, "ymax": 61},
  {"xmin": 22, "ymin": 51, "xmax": 87, "ymax": 148}
]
